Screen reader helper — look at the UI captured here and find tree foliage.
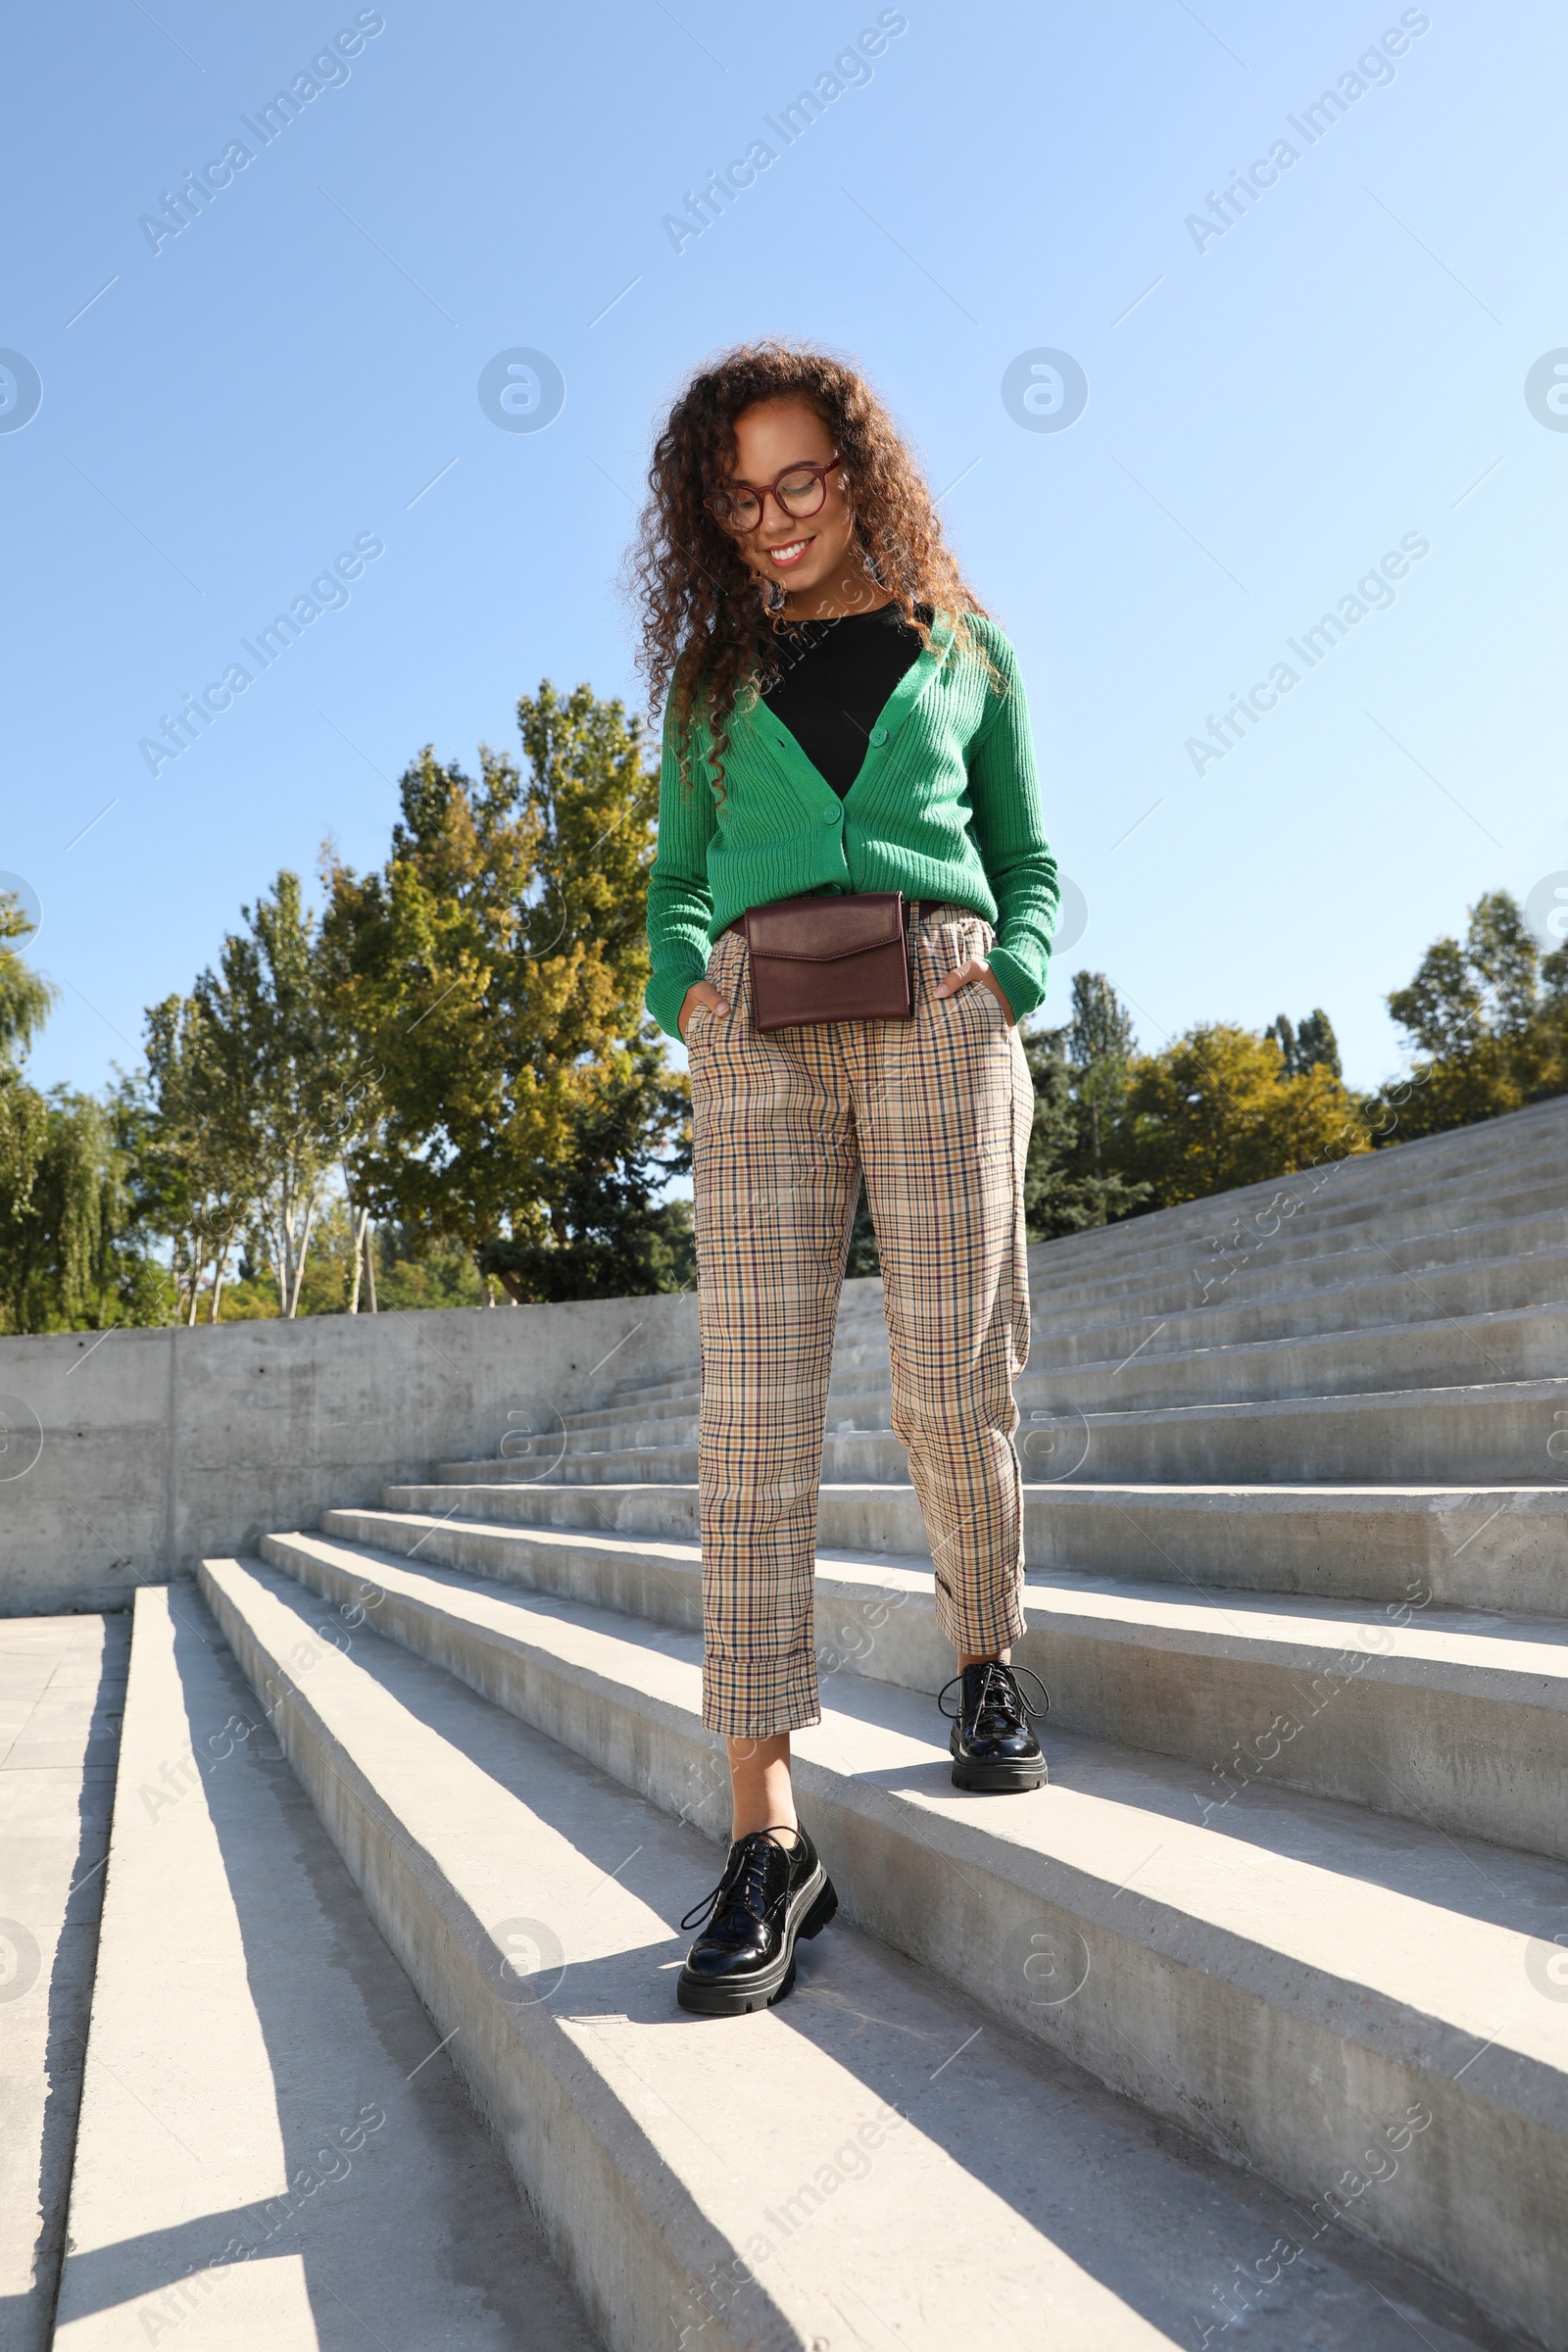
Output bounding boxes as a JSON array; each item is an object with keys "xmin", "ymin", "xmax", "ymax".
[
  {"xmin": 1265, "ymin": 1007, "xmax": 1342, "ymax": 1078},
  {"xmin": 478, "ymin": 1038, "xmax": 694, "ymax": 1303},
  {"xmin": 136, "ymin": 873, "xmax": 368, "ymax": 1319},
  {"xmin": 0, "ymin": 892, "xmax": 55, "ymax": 1062},
  {"xmin": 1022, "ymin": 974, "xmax": 1152, "ymax": 1237},
  {"xmin": 0, "ymin": 901, "xmax": 166, "ymax": 1333},
  {"xmin": 321, "ymin": 680, "xmax": 667, "ymax": 1285},
  {"xmin": 136, "ymin": 994, "xmax": 257, "ymax": 1323},
  {"xmin": 1120, "ymin": 1026, "xmax": 1369, "ymax": 1206},
  {"xmin": 196, "ymin": 870, "xmax": 358, "ymax": 1317},
  {"xmin": 1019, "ymin": 975, "xmax": 1367, "ymax": 1225},
  {"xmin": 1379, "ymin": 889, "xmax": 1567, "ymax": 1137}
]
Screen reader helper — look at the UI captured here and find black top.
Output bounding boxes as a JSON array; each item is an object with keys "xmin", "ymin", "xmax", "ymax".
[{"xmin": 760, "ymin": 603, "xmax": 925, "ymax": 798}]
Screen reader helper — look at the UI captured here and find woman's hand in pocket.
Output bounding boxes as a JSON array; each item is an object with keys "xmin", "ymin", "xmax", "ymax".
[
  {"xmin": 934, "ymin": 957, "xmax": 1014, "ymax": 1025},
  {"xmin": 678, "ymin": 979, "xmax": 731, "ymax": 1044}
]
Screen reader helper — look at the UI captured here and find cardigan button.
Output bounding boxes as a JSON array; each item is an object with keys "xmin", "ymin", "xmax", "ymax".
[
  {"xmin": 870, "ymin": 725, "xmax": 889, "ymax": 746},
  {"xmin": 821, "ymin": 805, "xmax": 841, "ymax": 824}
]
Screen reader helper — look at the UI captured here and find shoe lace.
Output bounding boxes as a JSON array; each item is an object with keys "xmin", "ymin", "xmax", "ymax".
[
  {"xmin": 937, "ymin": 1661, "xmax": 1050, "ymax": 1733},
  {"xmin": 679, "ymin": 1826, "xmax": 796, "ymax": 1934}
]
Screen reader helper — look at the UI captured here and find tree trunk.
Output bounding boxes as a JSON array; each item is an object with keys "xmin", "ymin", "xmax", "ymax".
[
  {"xmin": 209, "ymin": 1220, "xmax": 241, "ymax": 1323},
  {"xmin": 287, "ymin": 1193, "xmax": 318, "ymax": 1319},
  {"xmin": 363, "ymin": 1218, "xmax": 378, "ymax": 1312},
  {"xmin": 347, "ymin": 1203, "xmax": 368, "ymax": 1314},
  {"xmin": 270, "ymin": 1204, "xmax": 291, "ymax": 1322},
  {"xmin": 185, "ymin": 1245, "xmax": 203, "ymax": 1327}
]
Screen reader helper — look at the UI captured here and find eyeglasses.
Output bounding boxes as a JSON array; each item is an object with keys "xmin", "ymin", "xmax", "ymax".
[{"xmin": 704, "ymin": 454, "xmax": 843, "ymax": 534}]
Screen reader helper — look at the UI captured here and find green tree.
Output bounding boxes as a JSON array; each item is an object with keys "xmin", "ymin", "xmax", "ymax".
[
  {"xmin": 0, "ymin": 892, "xmax": 55, "ymax": 1061},
  {"xmin": 1266, "ymin": 1008, "xmax": 1343, "ymax": 1078},
  {"xmin": 310, "ymin": 856, "xmax": 387, "ymax": 1313},
  {"xmin": 188, "ymin": 871, "xmax": 361, "ymax": 1317},
  {"xmin": 322, "ymin": 681, "xmax": 670, "ymax": 1293},
  {"xmin": 1381, "ymin": 889, "xmax": 1567, "ymax": 1138},
  {"xmin": 0, "ymin": 1077, "xmax": 55, "ymax": 1332},
  {"xmin": 1020, "ymin": 974, "xmax": 1152, "ymax": 1237},
  {"xmin": 0, "ymin": 1090, "xmax": 166, "ymax": 1331},
  {"xmin": 1122, "ymin": 1024, "xmax": 1370, "ymax": 1208},
  {"xmin": 371, "ymin": 1224, "xmax": 486, "ymax": 1312},
  {"xmin": 1467, "ymin": 891, "xmax": 1541, "ymax": 1036},
  {"xmin": 0, "ymin": 901, "xmax": 165, "ymax": 1332},
  {"xmin": 1070, "ymin": 971, "xmax": 1136, "ymax": 1175},
  {"xmin": 478, "ymin": 1039, "xmax": 694, "ymax": 1302},
  {"xmin": 137, "ymin": 994, "xmax": 259, "ymax": 1322}
]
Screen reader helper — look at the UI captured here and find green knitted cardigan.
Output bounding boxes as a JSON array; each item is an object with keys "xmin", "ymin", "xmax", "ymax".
[{"xmin": 643, "ymin": 612, "xmax": 1059, "ymax": 1041}]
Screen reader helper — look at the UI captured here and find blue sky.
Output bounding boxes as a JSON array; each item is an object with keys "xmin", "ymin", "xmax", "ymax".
[{"xmin": 4, "ymin": 0, "xmax": 1565, "ymax": 1099}]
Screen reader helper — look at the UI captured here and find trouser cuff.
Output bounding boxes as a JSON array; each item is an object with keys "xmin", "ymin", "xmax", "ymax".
[
  {"xmin": 935, "ymin": 1569, "xmax": 1027, "ymax": 1660},
  {"xmin": 701, "ymin": 1646, "xmax": 822, "ymax": 1740}
]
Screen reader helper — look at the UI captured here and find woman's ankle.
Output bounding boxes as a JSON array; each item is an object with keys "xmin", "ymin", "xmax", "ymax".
[
  {"xmin": 730, "ymin": 1816, "xmax": 799, "ymax": 1848},
  {"xmin": 726, "ymin": 1731, "xmax": 796, "ymax": 1848}
]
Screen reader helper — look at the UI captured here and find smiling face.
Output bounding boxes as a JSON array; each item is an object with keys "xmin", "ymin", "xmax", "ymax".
[{"xmin": 722, "ymin": 396, "xmax": 878, "ymax": 619}]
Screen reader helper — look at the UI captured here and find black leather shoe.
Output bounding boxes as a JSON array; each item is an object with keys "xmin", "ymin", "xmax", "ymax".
[
  {"xmin": 676, "ymin": 1825, "xmax": 837, "ymax": 2015},
  {"xmin": 940, "ymin": 1662, "xmax": 1049, "ymax": 1792}
]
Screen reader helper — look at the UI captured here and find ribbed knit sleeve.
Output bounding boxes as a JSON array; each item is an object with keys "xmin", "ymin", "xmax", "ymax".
[
  {"xmin": 645, "ymin": 702, "xmax": 717, "ymax": 1041},
  {"xmin": 965, "ymin": 623, "xmax": 1059, "ymax": 1025}
]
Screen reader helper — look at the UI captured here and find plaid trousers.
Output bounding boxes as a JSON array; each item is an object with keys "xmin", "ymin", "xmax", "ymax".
[{"xmin": 687, "ymin": 902, "xmax": 1034, "ymax": 1739}]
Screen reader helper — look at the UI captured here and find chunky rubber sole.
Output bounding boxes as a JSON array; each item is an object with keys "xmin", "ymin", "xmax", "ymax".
[
  {"xmin": 951, "ymin": 1753, "xmax": 1049, "ymax": 1793},
  {"xmin": 676, "ymin": 1870, "xmax": 838, "ymax": 2017}
]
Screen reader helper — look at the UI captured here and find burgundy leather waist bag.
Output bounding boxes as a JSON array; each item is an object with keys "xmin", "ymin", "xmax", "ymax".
[{"xmin": 727, "ymin": 891, "xmax": 927, "ymax": 1032}]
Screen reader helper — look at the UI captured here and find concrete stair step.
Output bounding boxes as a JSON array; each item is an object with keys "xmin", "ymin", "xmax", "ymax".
[
  {"xmin": 221, "ymin": 1540, "xmax": 1568, "ymax": 2348},
  {"xmin": 1026, "ymin": 1198, "xmax": 1567, "ymax": 1320},
  {"xmin": 1020, "ymin": 1481, "xmax": 1568, "ymax": 1616},
  {"xmin": 194, "ymin": 1555, "xmax": 1514, "ymax": 2352},
  {"xmin": 1024, "ymin": 1164, "xmax": 1568, "ymax": 1302},
  {"xmin": 1017, "ymin": 1101, "xmax": 1568, "ymax": 1276},
  {"xmin": 0, "ymin": 1614, "xmax": 126, "ymax": 2352},
  {"xmin": 387, "ymin": 1474, "xmax": 1568, "ymax": 1617},
  {"xmin": 1029, "ymin": 1148, "xmax": 1568, "ymax": 1279},
  {"xmin": 602, "ymin": 1370, "xmax": 702, "ymax": 1408},
  {"xmin": 1017, "ymin": 1244, "xmax": 1568, "ymax": 1358},
  {"xmin": 439, "ymin": 1441, "xmax": 704, "ymax": 1487},
  {"xmin": 565, "ymin": 1388, "xmax": 709, "ymax": 1437},
  {"xmin": 564, "ymin": 1248, "xmax": 1568, "ymax": 1444},
  {"xmin": 1009, "ymin": 1378, "xmax": 1568, "ymax": 1485},
  {"xmin": 582, "ymin": 1348, "xmax": 922, "ymax": 1435},
  {"xmin": 588, "ymin": 1131, "xmax": 1567, "ymax": 1397},
  {"xmin": 1022, "ymin": 1206, "xmax": 1568, "ymax": 1325},
  {"xmin": 774, "ymin": 1182, "xmax": 1568, "ymax": 1349},
  {"xmin": 873, "ymin": 1303, "xmax": 1568, "ymax": 1415},
  {"xmin": 51, "ymin": 1584, "xmax": 594, "ymax": 2351},
  {"xmin": 301, "ymin": 1513, "xmax": 1568, "ymax": 1859},
  {"xmin": 546, "ymin": 1305, "xmax": 1568, "ymax": 1471},
  {"xmin": 581, "ymin": 1200, "xmax": 1568, "ymax": 1423},
  {"xmin": 552, "ymin": 1242, "xmax": 1568, "ymax": 1458},
  {"xmin": 437, "ymin": 1374, "xmax": 1568, "ymax": 1488}
]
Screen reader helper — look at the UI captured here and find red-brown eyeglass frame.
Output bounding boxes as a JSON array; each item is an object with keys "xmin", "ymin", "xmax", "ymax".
[{"xmin": 703, "ymin": 454, "xmax": 843, "ymax": 533}]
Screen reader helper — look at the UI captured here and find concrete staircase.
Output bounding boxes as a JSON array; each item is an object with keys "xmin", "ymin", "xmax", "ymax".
[{"xmin": 30, "ymin": 1095, "xmax": 1568, "ymax": 2348}]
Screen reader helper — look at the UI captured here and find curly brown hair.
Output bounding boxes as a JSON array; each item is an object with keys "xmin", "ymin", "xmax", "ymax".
[{"xmin": 629, "ymin": 339, "xmax": 993, "ymax": 802}]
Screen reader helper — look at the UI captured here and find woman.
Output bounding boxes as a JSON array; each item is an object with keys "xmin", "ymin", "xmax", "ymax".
[{"xmin": 633, "ymin": 342, "xmax": 1058, "ymax": 2017}]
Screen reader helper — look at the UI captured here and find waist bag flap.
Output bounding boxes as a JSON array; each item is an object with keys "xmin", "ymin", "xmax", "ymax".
[{"xmin": 743, "ymin": 894, "xmax": 906, "ymax": 962}]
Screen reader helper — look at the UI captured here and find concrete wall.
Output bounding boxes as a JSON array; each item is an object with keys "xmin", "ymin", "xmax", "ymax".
[{"xmin": 0, "ymin": 1293, "xmax": 701, "ymax": 1616}]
